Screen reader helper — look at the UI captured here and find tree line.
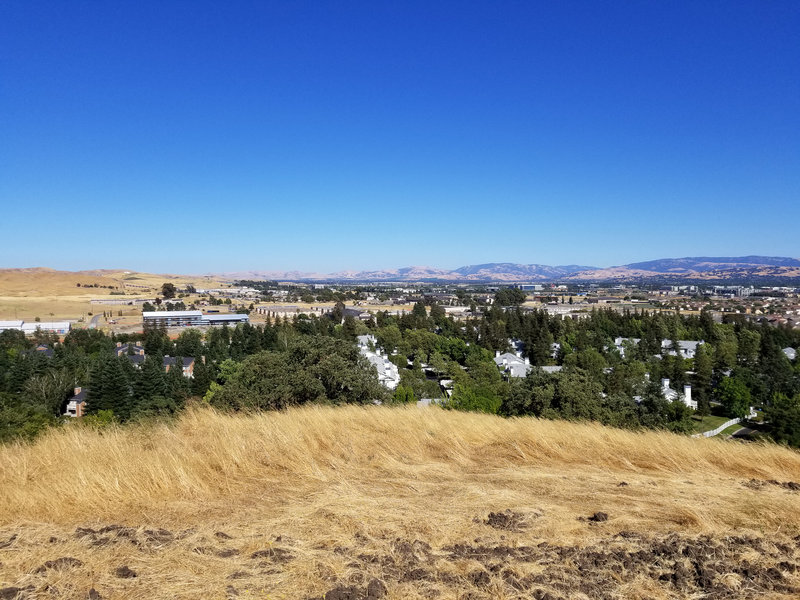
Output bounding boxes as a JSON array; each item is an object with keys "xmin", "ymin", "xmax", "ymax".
[{"xmin": 1, "ymin": 301, "xmax": 799, "ymax": 447}]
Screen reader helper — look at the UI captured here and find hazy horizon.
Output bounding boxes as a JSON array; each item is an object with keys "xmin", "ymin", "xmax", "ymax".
[{"xmin": 3, "ymin": 254, "xmax": 800, "ymax": 277}]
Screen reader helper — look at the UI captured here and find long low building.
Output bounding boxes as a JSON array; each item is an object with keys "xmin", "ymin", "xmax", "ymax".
[
  {"xmin": 0, "ymin": 320, "xmax": 24, "ymax": 332},
  {"xmin": 202, "ymin": 314, "xmax": 249, "ymax": 326},
  {"xmin": 143, "ymin": 310, "xmax": 249, "ymax": 328},
  {"xmin": 0, "ymin": 320, "xmax": 71, "ymax": 334},
  {"xmin": 143, "ymin": 310, "xmax": 205, "ymax": 327}
]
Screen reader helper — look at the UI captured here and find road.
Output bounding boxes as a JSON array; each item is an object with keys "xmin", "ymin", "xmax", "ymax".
[
  {"xmin": 88, "ymin": 314, "xmax": 101, "ymax": 329},
  {"xmin": 730, "ymin": 426, "xmax": 758, "ymax": 439}
]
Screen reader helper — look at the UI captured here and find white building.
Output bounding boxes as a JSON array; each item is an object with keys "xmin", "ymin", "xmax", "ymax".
[
  {"xmin": 613, "ymin": 337, "xmax": 641, "ymax": 358},
  {"xmin": 661, "ymin": 340, "xmax": 703, "ymax": 360},
  {"xmin": 21, "ymin": 321, "xmax": 71, "ymax": 335},
  {"xmin": 362, "ymin": 349, "xmax": 400, "ymax": 390},
  {"xmin": 0, "ymin": 320, "xmax": 24, "ymax": 332},
  {"xmin": 356, "ymin": 335, "xmax": 399, "ymax": 390},
  {"xmin": 494, "ymin": 351, "xmax": 531, "ymax": 378},
  {"xmin": 0, "ymin": 320, "xmax": 71, "ymax": 334},
  {"xmin": 661, "ymin": 378, "xmax": 697, "ymax": 410}
]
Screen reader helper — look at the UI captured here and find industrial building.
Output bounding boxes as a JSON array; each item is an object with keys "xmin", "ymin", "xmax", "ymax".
[
  {"xmin": 0, "ymin": 320, "xmax": 71, "ymax": 335},
  {"xmin": 142, "ymin": 310, "xmax": 249, "ymax": 328}
]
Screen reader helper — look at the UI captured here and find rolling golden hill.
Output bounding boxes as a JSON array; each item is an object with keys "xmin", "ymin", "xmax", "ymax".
[{"xmin": 1, "ymin": 406, "xmax": 799, "ymax": 599}]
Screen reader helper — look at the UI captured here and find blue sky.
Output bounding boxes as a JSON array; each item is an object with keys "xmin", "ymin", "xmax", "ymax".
[{"xmin": 1, "ymin": 1, "xmax": 798, "ymax": 274}]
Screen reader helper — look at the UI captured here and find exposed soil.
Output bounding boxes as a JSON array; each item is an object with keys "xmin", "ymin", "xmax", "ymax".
[
  {"xmin": 308, "ymin": 517, "xmax": 800, "ymax": 599},
  {"xmin": 484, "ymin": 510, "xmax": 529, "ymax": 531},
  {"xmin": 2, "ymin": 516, "xmax": 800, "ymax": 599},
  {"xmin": 743, "ymin": 479, "xmax": 800, "ymax": 491}
]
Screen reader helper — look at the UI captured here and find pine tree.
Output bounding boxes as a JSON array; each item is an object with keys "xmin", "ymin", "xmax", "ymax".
[
  {"xmin": 105, "ymin": 357, "xmax": 132, "ymax": 420},
  {"xmin": 191, "ymin": 357, "xmax": 212, "ymax": 397},
  {"xmin": 166, "ymin": 358, "xmax": 190, "ymax": 405},
  {"xmin": 134, "ymin": 355, "xmax": 167, "ymax": 406},
  {"xmin": 87, "ymin": 356, "xmax": 131, "ymax": 419}
]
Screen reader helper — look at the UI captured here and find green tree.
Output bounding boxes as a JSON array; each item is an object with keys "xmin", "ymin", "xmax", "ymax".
[
  {"xmin": 175, "ymin": 329, "xmax": 204, "ymax": 358},
  {"xmin": 716, "ymin": 377, "xmax": 751, "ymax": 419},
  {"xmin": 161, "ymin": 282, "xmax": 177, "ymax": 299},
  {"xmin": 737, "ymin": 329, "xmax": 761, "ymax": 366},
  {"xmin": 134, "ymin": 355, "xmax": 167, "ymax": 407},
  {"xmin": 552, "ymin": 368, "xmax": 603, "ymax": 420},
  {"xmin": 764, "ymin": 393, "xmax": 800, "ymax": 447},
  {"xmin": 501, "ymin": 369, "xmax": 555, "ymax": 417},
  {"xmin": 447, "ymin": 382, "xmax": 502, "ymax": 414},
  {"xmin": 87, "ymin": 356, "xmax": 132, "ymax": 419},
  {"xmin": 692, "ymin": 343, "xmax": 713, "ymax": 416},
  {"xmin": 392, "ymin": 384, "xmax": 416, "ymax": 404}
]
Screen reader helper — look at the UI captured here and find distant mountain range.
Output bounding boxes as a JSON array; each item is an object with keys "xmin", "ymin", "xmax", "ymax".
[{"xmin": 221, "ymin": 256, "xmax": 800, "ymax": 283}]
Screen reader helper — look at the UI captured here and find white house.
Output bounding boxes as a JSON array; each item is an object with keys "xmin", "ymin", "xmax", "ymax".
[
  {"xmin": 613, "ymin": 337, "xmax": 641, "ymax": 358},
  {"xmin": 356, "ymin": 334, "xmax": 377, "ymax": 350},
  {"xmin": 661, "ymin": 378, "xmax": 697, "ymax": 409},
  {"xmin": 494, "ymin": 351, "xmax": 531, "ymax": 378},
  {"xmin": 661, "ymin": 340, "xmax": 703, "ymax": 360},
  {"xmin": 362, "ymin": 349, "xmax": 400, "ymax": 390}
]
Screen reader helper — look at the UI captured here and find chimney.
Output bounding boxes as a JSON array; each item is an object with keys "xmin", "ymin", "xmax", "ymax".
[
  {"xmin": 684, "ymin": 384, "xmax": 692, "ymax": 405},
  {"xmin": 524, "ymin": 357, "xmax": 530, "ymax": 366},
  {"xmin": 74, "ymin": 386, "xmax": 81, "ymax": 395},
  {"xmin": 116, "ymin": 342, "xmax": 122, "ymax": 347},
  {"xmin": 661, "ymin": 378, "xmax": 670, "ymax": 392},
  {"xmin": 495, "ymin": 350, "xmax": 500, "ymax": 358}
]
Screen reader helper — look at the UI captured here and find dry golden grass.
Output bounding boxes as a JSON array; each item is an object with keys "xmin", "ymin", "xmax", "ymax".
[
  {"xmin": 1, "ymin": 406, "xmax": 799, "ymax": 599},
  {"xmin": 0, "ymin": 268, "xmax": 229, "ymax": 320}
]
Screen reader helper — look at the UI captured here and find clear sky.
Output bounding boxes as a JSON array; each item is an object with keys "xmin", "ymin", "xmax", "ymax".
[{"xmin": 1, "ymin": 1, "xmax": 798, "ymax": 274}]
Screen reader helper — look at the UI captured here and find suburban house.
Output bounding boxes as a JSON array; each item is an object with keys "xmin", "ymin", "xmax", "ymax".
[
  {"xmin": 356, "ymin": 335, "xmax": 400, "ymax": 389},
  {"xmin": 660, "ymin": 378, "xmax": 697, "ymax": 410},
  {"xmin": 494, "ymin": 351, "xmax": 531, "ymax": 378},
  {"xmin": 163, "ymin": 356, "xmax": 195, "ymax": 378},
  {"xmin": 356, "ymin": 335, "xmax": 377, "ymax": 350},
  {"xmin": 23, "ymin": 344, "xmax": 55, "ymax": 359},
  {"xmin": 114, "ymin": 341, "xmax": 145, "ymax": 357},
  {"xmin": 613, "ymin": 337, "xmax": 703, "ymax": 360},
  {"xmin": 343, "ymin": 307, "xmax": 373, "ymax": 322},
  {"xmin": 111, "ymin": 343, "xmax": 195, "ymax": 378},
  {"xmin": 613, "ymin": 337, "xmax": 641, "ymax": 358},
  {"xmin": 661, "ymin": 340, "xmax": 703, "ymax": 360},
  {"xmin": 64, "ymin": 386, "xmax": 88, "ymax": 417}
]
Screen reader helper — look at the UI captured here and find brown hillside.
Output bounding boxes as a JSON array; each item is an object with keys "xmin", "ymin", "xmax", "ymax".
[
  {"xmin": 1, "ymin": 406, "xmax": 799, "ymax": 599},
  {"xmin": 0, "ymin": 268, "xmax": 118, "ymax": 297}
]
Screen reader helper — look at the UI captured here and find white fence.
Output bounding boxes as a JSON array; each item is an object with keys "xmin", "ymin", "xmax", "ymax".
[{"xmin": 693, "ymin": 408, "xmax": 757, "ymax": 438}]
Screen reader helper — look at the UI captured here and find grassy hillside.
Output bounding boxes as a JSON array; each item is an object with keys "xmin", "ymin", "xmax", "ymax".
[
  {"xmin": 1, "ymin": 406, "xmax": 799, "ymax": 599},
  {"xmin": 0, "ymin": 267, "xmax": 227, "ymax": 320}
]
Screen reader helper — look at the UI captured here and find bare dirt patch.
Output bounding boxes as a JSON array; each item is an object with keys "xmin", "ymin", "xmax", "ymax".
[{"xmin": 743, "ymin": 479, "xmax": 800, "ymax": 491}]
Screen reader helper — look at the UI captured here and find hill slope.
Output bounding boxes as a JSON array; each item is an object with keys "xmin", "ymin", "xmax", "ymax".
[{"xmin": 1, "ymin": 406, "xmax": 799, "ymax": 599}]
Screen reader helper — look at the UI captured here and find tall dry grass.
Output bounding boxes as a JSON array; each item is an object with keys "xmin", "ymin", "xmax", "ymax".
[
  {"xmin": 1, "ymin": 405, "xmax": 798, "ymax": 528},
  {"xmin": 2, "ymin": 406, "xmax": 800, "ymax": 599}
]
